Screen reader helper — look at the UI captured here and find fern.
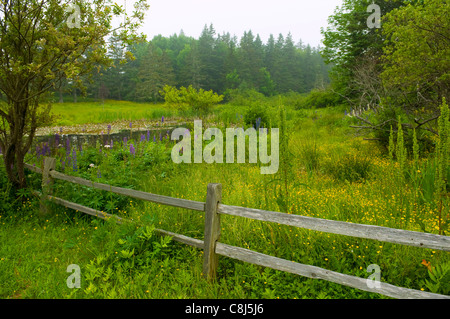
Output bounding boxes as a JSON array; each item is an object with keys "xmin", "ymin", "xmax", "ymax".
[{"xmin": 425, "ymin": 262, "xmax": 450, "ymax": 295}]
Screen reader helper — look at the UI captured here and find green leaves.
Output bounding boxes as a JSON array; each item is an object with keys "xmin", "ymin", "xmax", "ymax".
[
  {"xmin": 119, "ymin": 248, "xmax": 134, "ymax": 259},
  {"xmin": 381, "ymin": 0, "xmax": 450, "ymax": 112},
  {"xmin": 160, "ymin": 85, "xmax": 224, "ymax": 115},
  {"xmin": 424, "ymin": 262, "xmax": 450, "ymax": 295}
]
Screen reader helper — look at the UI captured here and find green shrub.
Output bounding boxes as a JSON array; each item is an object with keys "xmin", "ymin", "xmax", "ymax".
[
  {"xmin": 160, "ymin": 85, "xmax": 224, "ymax": 115},
  {"xmin": 297, "ymin": 88, "xmax": 341, "ymax": 109},
  {"xmin": 244, "ymin": 102, "xmax": 269, "ymax": 128}
]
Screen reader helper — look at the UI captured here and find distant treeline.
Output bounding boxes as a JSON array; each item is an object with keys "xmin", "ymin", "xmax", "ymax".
[{"xmin": 58, "ymin": 24, "xmax": 331, "ymax": 103}]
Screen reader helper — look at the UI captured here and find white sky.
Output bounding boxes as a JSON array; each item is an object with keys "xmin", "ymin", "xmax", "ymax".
[{"xmin": 132, "ymin": 0, "xmax": 344, "ymax": 47}]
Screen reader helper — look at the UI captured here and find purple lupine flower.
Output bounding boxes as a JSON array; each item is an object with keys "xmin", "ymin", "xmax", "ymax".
[
  {"xmin": 130, "ymin": 143, "xmax": 135, "ymax": 156},
  {"xmin": 147, "ymin": 130, "xmax": 150, "ymax": 141},
  {"xmin": 97, "ymin": 168, "xmax": 101, "ymax": 179},
  {"xmin": 153, "ymin": 135, "xmax": 156, "ymax": 142},
  {"xmin": 44, "ymin": 143, "xmax": 50, "ymax": 156},
  {"xmin": 140, "ymin": 134, "xmax": 145, "ymax": 142},
  {"xmin": 55, "ymin": 133, "xmax": 60, "ymax": 148},
  {"xmin": 161, "ymin": 116, "xmax": 165, "ymax": 123},
  {"xmin": 255, "ymin": 117, "xmax": 261, "ymax": 130},
  {"xmin": 107, "ymin": 124, "xmax": 111, "ymax": 134},
  {"xmin": 66, "ymin": 138, "xmax": 70, "ymax": 156},
  {"xmin": 72, "ymin": 148, "xmax": 78, "ymax": 172},
  {"xmin": 129, "ymin": 122, "xmax": 132, "ymax": 129},
  {"xmin": 36, "ymin": 145, "xmax": 41, "ymax": 160}
]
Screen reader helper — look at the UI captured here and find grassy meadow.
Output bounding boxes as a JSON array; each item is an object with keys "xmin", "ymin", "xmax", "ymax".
[{"xmin": 1, "ymin": 99, "xmax": 449, "ymax": 299}]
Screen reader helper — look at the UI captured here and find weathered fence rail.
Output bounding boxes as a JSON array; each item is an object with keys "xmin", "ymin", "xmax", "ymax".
[
  {"xmin": 218, "ymin": 204, "xmax": 450, "ymax": 251},
  {"xmin": 24, "ymin": 158, "xmax": 450, "ymax": 299}
]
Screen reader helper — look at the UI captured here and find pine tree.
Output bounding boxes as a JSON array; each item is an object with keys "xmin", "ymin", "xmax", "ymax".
[{"xmin": 135, "ymin": 43, "xmax": 175, "ymax": 102}]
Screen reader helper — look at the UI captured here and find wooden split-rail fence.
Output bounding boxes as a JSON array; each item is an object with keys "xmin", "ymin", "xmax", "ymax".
[{"xmin": 24, "ymin": 157, "xmax": 450, "ymax": 299}]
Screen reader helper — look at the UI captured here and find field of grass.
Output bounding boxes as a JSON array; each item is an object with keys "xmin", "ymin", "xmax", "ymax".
[
  {"xmin": 1, "ymin": 100, "xmax": 449, "ymax": 299},
  {"xmin": 50, "ymin": 100, "xmax": 176, "ymax": 127}
]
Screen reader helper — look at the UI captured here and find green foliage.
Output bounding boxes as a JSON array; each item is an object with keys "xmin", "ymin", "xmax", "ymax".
[
  {"xmin": 160, "ymin": 85, "xmax": 224, "ymax": 115},
  {"xmin": 135, "ymin": 44, "xmax": 175, "ymax": 102},
  {"xmin": 382, "ymin": 0, "xmax": 450, "ymax": 112},
  {"xmin": 423, "ymin": 262, "xmax": 450, "ymax": 295},
  {"xmin": 389, "ymin": 126, "xmax": 395, "ymax": 161},
  {"xmin": 71, "ymin": 25, "xmax": 330, "ymax": 102},
  {"xmin": 321, "ymin": 0, "xmax": 404, "ymax": 97},
  {"xmin": 297, "ymin": 88, "xmax": 341, "ymax": 109},
  {"xmin": 413, "ymin": 129, "xmax": 420, "ymax": 166},
  {"xmin": 435, "ymin": 98, "xmax": 450, "ymax": 198},
  {"xmin": 299, "ymin": 140, "xmax": 321, "ymax": 175},
  {"xmin": 244, "ymin": 102, "xmax": 269, "ymax": 128},
  {"xmin": 434, "ymin": 98, "xmax": 450, "ymax": 235},
  {"xmin": 396, "ymin": 117, "xmax": 407, "ymax": 175}
]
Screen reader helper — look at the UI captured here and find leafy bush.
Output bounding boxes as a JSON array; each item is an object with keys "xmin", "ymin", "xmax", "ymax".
[
  {"xmin": 297, "ymin": 88, "xmax": 341, "ymax": 109},
  {"xmin": 244, "ymin": 102, "xmax": 269, "ymax": 128},
  {"xmin": 160, "ymin": 85, "xmax": 224, "ymax": 115}
]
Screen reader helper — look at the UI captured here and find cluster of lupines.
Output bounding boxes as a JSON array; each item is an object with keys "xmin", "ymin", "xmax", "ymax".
[
  {"xmin": 35, "ymin": 142, "xmax": 52, "ymax": 160},
  {"xmin": 32, "ymin": 119, "xmax": 176, "ymax": 174},
  {"xmin": 54, "ymin": 133, "xmax": 60, "ymax": 148},
  {"xmin": 65, "ymin": 138, "xmax": 71, "ymax": 157}
]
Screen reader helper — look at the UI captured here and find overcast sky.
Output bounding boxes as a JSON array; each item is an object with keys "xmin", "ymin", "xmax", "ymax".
[{"xmin": 135, "ymin": 0, "xmax": 344, "ymax": 47}]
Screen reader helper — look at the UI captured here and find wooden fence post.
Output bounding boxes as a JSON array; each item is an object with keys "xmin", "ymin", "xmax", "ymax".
[
  {"xmin": 40, "ymin": 157, "xmax": 56, "ymax": 215},
  {"xmin": 203, "ymin": 183, "xmax": 222, "ymax": 281}
]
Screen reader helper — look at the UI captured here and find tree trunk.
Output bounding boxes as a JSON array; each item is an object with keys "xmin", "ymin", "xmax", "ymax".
[
  {"xmin": 1, "ymin": 100, "xmax": 37, "ymax": 190},
  {"xmin": 3, "ymin": 134, "xmax": 28, "ymax": 189}
]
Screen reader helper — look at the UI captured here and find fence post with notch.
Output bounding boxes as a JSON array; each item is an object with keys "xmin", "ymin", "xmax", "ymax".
[{"xmin": 203, "ymin": 183, "xmax": 222, "ymax": 281}]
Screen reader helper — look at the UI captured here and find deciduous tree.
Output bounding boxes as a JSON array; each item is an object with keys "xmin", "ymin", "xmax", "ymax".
[{"xmin": 0, "ymin": 0, "xmax": 149, "ymax": 188}]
